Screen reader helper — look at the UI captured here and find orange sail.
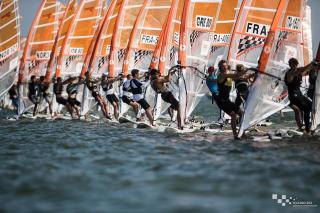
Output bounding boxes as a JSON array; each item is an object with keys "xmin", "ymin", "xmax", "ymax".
[
  {"xmin": 158, "ymin": 0, "xmax": 184, "ymax": 75},
  {"xmin": 85, "ymin": 0, "xmax": 123, "ymax": 78},
  {"xmin": 227, "ymin": 0, "xmax": 281, "ymax": 69},
  {"xmin": 209, "ymin": 0, "xmax": 238, "ymax": 67},
  {"xmin": 19, "ymin": 0, "xmax": 65, "ymax": 83},
  {"xmin": 123, "ymin": 0, "xmax": 172, "ymax": 75},
  {"xmin": 108, "ymin": 0, "xmax": 145, "ymax": 77},
  {"xmin": 239, "ymin": 0, "xmax": 307, "ymax": 136},
  {"xmin": 45, "ymin": 0, "xmax": 78, "ymax": 82},
  {"xmin": 0, "ymin": 0, "xmax": 20, "ymax": 97},
  {"xmin": 144, "ymin": 0, "xmax": 182, "ymax": 120},
  {"xmin": 178, "ymin": 0, "xmax": 222, "ymax": 127},
  {"xmin": 55, "ymin": 0, "xmax": 105, "ymax": 78}
]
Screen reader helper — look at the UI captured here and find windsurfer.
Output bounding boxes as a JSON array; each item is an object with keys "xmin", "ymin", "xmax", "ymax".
[
  {"xmin": 130, "ymin": 69, "xmax": 154, "ymax": 126},
  {"xmin": 206, "ymin": 66, "xmax": 218, "ymax": 103},
  {"xmin": 85, "ymin": 75, "xmax": 111, "ymax": 120},
  {"xmin": 150, "ymin": 68, "xmax": 181, "ymax": 129},
  {"xmin": 101, "ymin": 73, "xmax": 122, "ymax": 120},
  {"xmin": 28, "ymin": 75, "xmax": 40, "ymax": 117},
  {"xmin": 284, "ymin": 58, "xmax": 317, "ymax": 134},
  {"xmin": 39, "ymin": 76, "xmax": 53, "ymax": 117},
  {"xmin": 66, "ymin": 77, "xmax": 83, "ymax": 118},
  {"xmin": 53, "ymin": 77, "xmax": 73, "ymax": 117},
  {"xmin": 122, "ymin": 74, "xmax": 140, "ymax": 119},
  {"xmin": 216, "ymin": 60, "xmax": 247, "ymax": 140},
  {"xmin": 234, "ymin": 65, "xmax": 257, "ymax": 108},
  {"xmin": 9, "ymin": 84, "xmax": 19, "ymax": 114}
]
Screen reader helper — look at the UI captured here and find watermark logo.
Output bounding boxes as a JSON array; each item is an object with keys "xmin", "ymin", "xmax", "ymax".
[{"xmin": 272, "ymin": 194, "xmax": 318, "ymax": 208}]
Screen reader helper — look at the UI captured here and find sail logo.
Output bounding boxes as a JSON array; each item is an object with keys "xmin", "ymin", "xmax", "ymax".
[
  {"xmin": 36, "ymin": 51, "xmax": 51, "ymax": 60},
  {"xmin": 246, "ymin": 22, "xmax": 270, "ymax": 37},
  {"xmin": 196, "ymin": 15, "xmax": 213, "ymax": 29},
  {"xmin": 174, "ymin": 32, "xmax": 180, "ymax": 45},
  {"xmin": 286, "ymin": 16, "xmax": 301, "ymax": 30},
  {"xmin": 69, "ymin": 48, "xmax": 83, "ymax": 55},
  {"xmin": 211, "ymin": 34, "xmax": 230, "ymax": 44},
  {"xmin": 106, "ymin": 45, "xmax": 111, "ymax": 54},
  {"xmin": 141, "ymin": 34, "xmax": 159, "ymax": 45},
  {"xmin": 0, "ymin": 43, "xmax": 18, "ymax": 60}
]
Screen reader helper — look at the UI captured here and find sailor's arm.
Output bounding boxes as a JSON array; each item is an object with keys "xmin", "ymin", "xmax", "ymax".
[{"xmin": 297, "ymin": 62, "xmax": 313, "ymax": 75}]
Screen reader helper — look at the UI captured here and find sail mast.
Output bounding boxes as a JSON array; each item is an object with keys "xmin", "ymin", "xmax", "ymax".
[
  {"xmin": 80, "ymin": 0, "xmax": 117, "ymax": 78},
  {"xmin": 122, "ymin": 0, "xmax": 148, "ymax": 76},
  {"xmin": 108, "ymin": 0, "xmax": 126, "ymax": 77},
  {"xmin": 44, "ymin": 0, "xmax": 75, "ymax": 82},
  {"xmin": 55, "ymin": 0, "xmax": 85, "ymax": 78},
  {"xmin": 258, "ymin": 0, "xmax": 288, "ymax": 73}
]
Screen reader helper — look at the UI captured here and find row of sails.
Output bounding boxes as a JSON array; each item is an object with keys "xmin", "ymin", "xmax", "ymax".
[{"xmin": 5, "ymin": 0, "xmax": 318, "ymax": 131}]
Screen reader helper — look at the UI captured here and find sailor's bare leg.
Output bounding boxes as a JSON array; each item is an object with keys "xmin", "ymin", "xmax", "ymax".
[
  {"xmin": 112, "ymin": 102, "xmax": 119, "ymax": 120},
  {"xmin": 177, "ymin": 107, "xmax": 182, "ymax": 130},
  {"xmin": 33, "ymin": 103, "xmax": 38, "ymax": 117},
  {"xmin": 145, "ymin": 107, "xmax": 154, "ymax": 126},
  {"xmin": 291, "ymin": 104, "xmax": 303, "ymax": 130}
]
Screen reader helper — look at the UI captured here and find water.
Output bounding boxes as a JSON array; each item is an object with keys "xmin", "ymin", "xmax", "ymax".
[{"xmin": 0, "ymin": 100, "xmax": 320, "ymax": 213}]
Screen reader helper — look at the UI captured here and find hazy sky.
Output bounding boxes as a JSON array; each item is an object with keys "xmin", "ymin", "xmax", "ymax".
[{"xmin": 19, "ymin": 0, "xmax": 320, "ymax": 56}]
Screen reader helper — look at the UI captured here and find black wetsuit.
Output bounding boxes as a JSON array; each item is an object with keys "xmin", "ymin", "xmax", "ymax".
[
  {"xmin": 101, "ymin": 80, "xmax": 119, "ymax": 104},
  {"xmin": 307, "ymin": 68, "xmax": 317, "ymax": 99},
  {"xmin": 285, "ymin": 71, "xmax": 312, "ymax": 131},
  {"xmin": 87, "ymin": 81, "xmax": 100, "ymax": 99},
  {"xmin": 9, "ymin": 86, "xmax": 19, "ymax": 108},
  {"xmin": 235, "ymin": 79, "xmax": 249, "ymax": 108},
  {"xmin": 217, "ymin": 77, "xmax": 239, "ymax": 114},
  {"xmin": 122, "ymin": 80, "xmax": 133, "ymax": 105},
  {"xmin": 54, "ymin": 82, "xmax": 68, "ymax": 105},
  {"xmin": 130, "ymin": 79, "xmax": 150, "ymax": 110},
  {"xmin": 151, "ymin": 80, "xmax": 179, "ymax": 111},
  {"xmin": 28, "ymin": 82, "xmax": 40, "ymax": 104},
  {"xmin": 66, "ymin": 83, "xmax": 81, "ymax": 107},
  {"xmin": 39, "ymin": 82, "xmax": 51, "ymax": 102}
]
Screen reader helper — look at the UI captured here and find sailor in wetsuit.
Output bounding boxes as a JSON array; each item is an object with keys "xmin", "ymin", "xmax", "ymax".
[
  {"xmin": 284, "ymin": 58, "xmax": 315, "ymax": 134},
  {"xmin": 86, "ymin": 76, "xmax": 111, "ymax": 120},
  {"xmin": 101, "ymin": 73, "xmax": 122, "ymax": 120},
  {"xmin": 130, "ymin": 69, "xmax": 154, "ymax": 126},
  {"xmin": 122, "ymin": 74, "xmax": 140, "ymax": 118},
  {"xmin": 53, "ymin": 77, "xmax": 73, "ymax": 116},
  {"xmin": 150, "ymin": 68, "xmax": 181, "ymax": 129},
  {"xmin": 9, "ymin": 84, "xmax": 19, "ymax": 114},
  {"xmin": 28, "ymin": 75, "xmax": 40, "ymax": 116},
  {"xmin": 39, "ymin": 76, "xmax": 53, "ymax": 116},
  {"xmin": 206, "ymin": 66, "xmax": 218, "ymax": 103},
  {"xmin": 216, "ymin": 60, "xmax": 246, "ymax": 140},
  {"xmin": 234, "ymin": 65, "xmax": 257, "ymax": 108},
  {"xmin": 66, "ymin": 77, "xmax": 83, "ymax": 118}
]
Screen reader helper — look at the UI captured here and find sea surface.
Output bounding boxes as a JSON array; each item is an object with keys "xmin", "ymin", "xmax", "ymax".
[{"xmin": 0, "ymin": 99, "xmax": 320, "ymax": 213}]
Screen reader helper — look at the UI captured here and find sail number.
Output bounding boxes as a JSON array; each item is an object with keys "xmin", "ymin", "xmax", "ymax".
[
  {"xmin": 286, "ymin": 16, "xmax": 301, "ymax": 30},
  {"xmin": 246, "ymin": 22, "xmax": 270, "ymax": 37},
  {"xmin": 0, "ymin": 43, "xmax": 18, "ymax": 60},
  {"xmin": 36, "ymin": 51, "xmax": 51, "ymax": 60},
  {"xmin": 69, "ymin": 48, "xmax": 84, "ymax": 55},
  {"xmin": 211, "ymin": 34, "xmax": 230, "ymax": 43},
  {"xmin": 141, "ymin": 34, "xmax": 159, "ymax": 45},
  {"xmin": 196, "ymin": 15, "xmax": 213, "ymax": 29}
]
